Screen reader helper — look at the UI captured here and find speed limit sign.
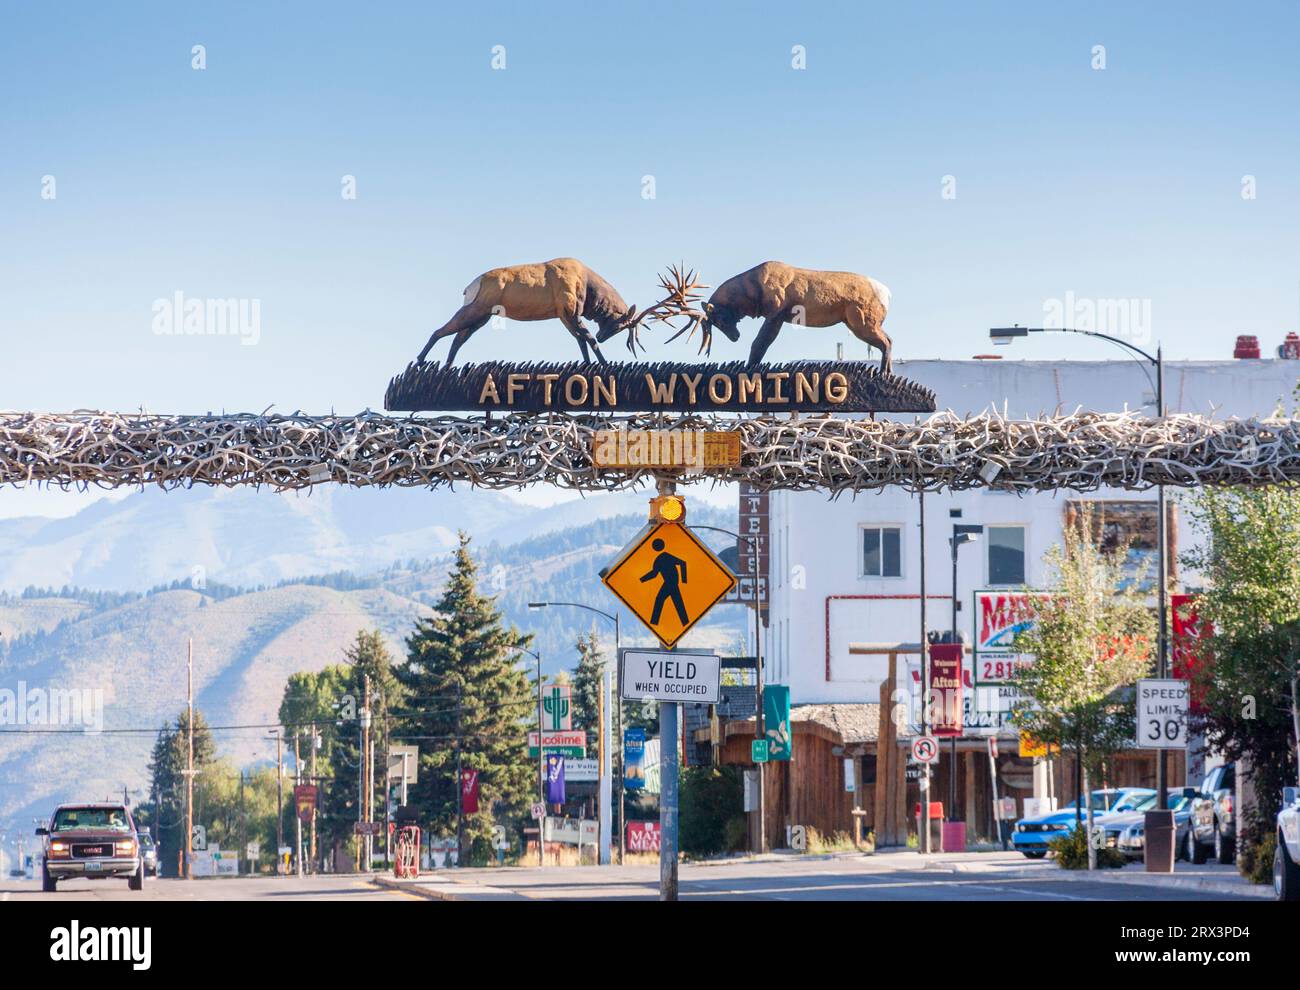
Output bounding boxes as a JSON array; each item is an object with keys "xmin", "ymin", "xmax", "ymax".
[
  {"xmin": 912, "ymin": 736, "xmax": 939, "ymax": 764},
  {"xmin": 1136, "ymin": 679, "xmax": 1189, "ymax": 749}
]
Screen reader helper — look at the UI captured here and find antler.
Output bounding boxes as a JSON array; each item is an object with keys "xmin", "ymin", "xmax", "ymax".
[{"xmin": 621, "ymin": 263, "xmax": 709, "ymax": 356}]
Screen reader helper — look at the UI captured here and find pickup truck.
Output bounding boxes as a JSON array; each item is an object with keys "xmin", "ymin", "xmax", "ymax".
[
  {"xmin": 1276, "ymin": 786, "xmax": 1300, "ymax": 902},
  {"xmin": 36, "ymin": 802, "xmax": 145, "ymax": 892}
]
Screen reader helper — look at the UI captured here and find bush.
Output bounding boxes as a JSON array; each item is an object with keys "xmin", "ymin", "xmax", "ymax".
[
  {"xmin": 680, "ymin": 765, "xmax": 744, "ymax": 856},
  {"xmin": 1238, "ymin": 831, "xmax": 1276, "ymax": 885},
  {"xmin": 1048, "ymin": 825, "xmax": 1127, "ymax": 869}
]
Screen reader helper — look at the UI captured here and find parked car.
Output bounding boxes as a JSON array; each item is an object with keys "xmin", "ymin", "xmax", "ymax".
[
  {"xmin": 1108, "ymin": 788, "xmax": 1199, "ymax": 860},
  {"xmin": 1011, "ymin": 788, "xmax": 1155, "ymax": 858},
  {"xmin": 36, "ymin": 803, "xmax": 145, "ymax": 892},
  {"xmin": 1275, "ymin": 786, "xmax": 1300, "ymax": 902},
  {"xmin": 137, "ymin": 832, "xmax": 158, "ymax": 876},
  {"xmin": 1187, "ymin": 763, "xmax": 1236, "ymax": 864}
]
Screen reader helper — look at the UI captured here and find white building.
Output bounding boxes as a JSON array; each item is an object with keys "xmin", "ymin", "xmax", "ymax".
[{"xmin": 765, "ymin": 357, "xmax": 1299, "ymax": 710}]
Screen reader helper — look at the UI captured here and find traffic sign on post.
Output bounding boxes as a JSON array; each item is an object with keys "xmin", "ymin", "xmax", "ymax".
[
  {"xmin": 912, "ymin": 736, "xmax": 940, "ymax": 764},
  {"xmin": 1136, "ymin": 678, "xmax": 1189, "ymax": 749},
  {"xmin": 619, "ymin": 648, "xmax": 720, "ymax": 704},
  {"xmin": 752, "ymin": 739, "xmax": 769, "ymax": 763},
  {"xmin": 602, "ymin": 518, "xmax": 736, "ymax": 648}
]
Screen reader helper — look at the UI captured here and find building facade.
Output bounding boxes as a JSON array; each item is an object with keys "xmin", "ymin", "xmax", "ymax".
[{"xmin": 744, "ymin": 356, "xmax": 1298, "ymax": 845}]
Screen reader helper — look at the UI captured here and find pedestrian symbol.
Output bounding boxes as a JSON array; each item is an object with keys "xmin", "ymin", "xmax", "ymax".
[{"xmin": 603, "ymin": 519, "xmax": 736, "ymax": 648}]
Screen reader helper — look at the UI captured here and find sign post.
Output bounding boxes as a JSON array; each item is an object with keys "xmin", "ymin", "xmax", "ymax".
[{"xmin": 619, "ymin": 645, "xmax": 720, "ymax": 901}]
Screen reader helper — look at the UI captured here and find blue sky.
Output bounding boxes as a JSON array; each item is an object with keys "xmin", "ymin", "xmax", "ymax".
[{"xmin": 1, "ymin": 1, "xmax": 1298, "ymax": 516}]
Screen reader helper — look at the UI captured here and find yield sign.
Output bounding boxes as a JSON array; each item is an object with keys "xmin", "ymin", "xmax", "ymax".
[{"xmin": 603, "ymin": 520, "xmax": 736, "ymax": 648}]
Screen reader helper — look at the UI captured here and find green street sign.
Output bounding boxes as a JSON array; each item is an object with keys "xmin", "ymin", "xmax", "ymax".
[{"xmin": 752, "ymin": 739, "xmax": 769, "ymax": 763}]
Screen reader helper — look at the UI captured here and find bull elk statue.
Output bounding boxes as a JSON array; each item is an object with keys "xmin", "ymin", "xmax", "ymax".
[
  {"xmin": 416, "ymin": 258, "xmax": 706, "ymax": 365},
  {"xmin": 672, "ymin": 261, "xmax": 894, "ymax": 373}
]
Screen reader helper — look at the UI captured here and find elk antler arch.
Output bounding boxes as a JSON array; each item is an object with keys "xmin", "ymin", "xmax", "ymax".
[{"xmin": 1, "ymin": 409, "xmax": 1298, "ymax": 495}]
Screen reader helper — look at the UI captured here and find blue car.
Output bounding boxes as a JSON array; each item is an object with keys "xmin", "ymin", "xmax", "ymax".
[{"xmin": 1012, "ymin": 788, "xmax": 1156, "ymax": 858}]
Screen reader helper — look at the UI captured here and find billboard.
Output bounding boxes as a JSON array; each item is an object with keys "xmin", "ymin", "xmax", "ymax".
[{"xmin": 973, "ymin": 590, "xmax": 1049, "ymax": 686}]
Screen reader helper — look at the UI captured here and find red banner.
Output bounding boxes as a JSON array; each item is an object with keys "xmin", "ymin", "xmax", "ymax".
[
  {"xmin": 1171, "ymin": 593, "xmax": 1211, "ymax": 711},
  {"xmin": 928, "ymin": 643, "xmax": 964, "ymax": 737},
  {"xmin": 460, "ymin": 769, "xmax": 479, "ymax": 815},
  {"xmin": 293, "ymin": 784, "xmax": 317, "ymax": 823}
]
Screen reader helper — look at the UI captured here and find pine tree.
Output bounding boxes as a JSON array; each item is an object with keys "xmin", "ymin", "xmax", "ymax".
[
  {"xmin": 147, "ymin": 708, "xmax": 216, "ymax": 877},
  {"xmin": 395, "ymin": 532, "xmax": 535, "ymax": 863},
  {"xmin": 570, "ymin": 629, "xmax": 606, "ymax": 735}
]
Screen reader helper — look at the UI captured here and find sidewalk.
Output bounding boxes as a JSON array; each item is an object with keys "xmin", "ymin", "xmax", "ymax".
[{"xmin": 903, "ymin": 848, "xmax": 1273, "ymax": 899}]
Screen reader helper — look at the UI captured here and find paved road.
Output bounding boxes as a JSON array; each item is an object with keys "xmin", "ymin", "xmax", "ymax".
[
  {"xmin": 0, "ymin": 873, "xmax": 419, "ymax": 902},
  {"xmin": 0, "ymin": 853, "xmax": 1262, "ymax": 901}
]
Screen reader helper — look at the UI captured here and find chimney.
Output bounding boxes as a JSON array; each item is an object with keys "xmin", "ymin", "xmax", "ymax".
[{"xmin": 1234, "ymin": 334, "xmax": 1261, "ymax": 359}]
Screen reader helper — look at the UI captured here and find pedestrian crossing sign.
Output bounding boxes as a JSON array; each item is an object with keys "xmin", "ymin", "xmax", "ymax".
[{"xmin": 602, "ymin": 520, "xmax": 736, "ymax": 648}]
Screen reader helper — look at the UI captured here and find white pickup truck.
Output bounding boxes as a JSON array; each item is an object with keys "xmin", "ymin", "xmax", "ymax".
[{"xmin": 1276, "ymin": 786, "xmax": 1300, "ymax": 901}]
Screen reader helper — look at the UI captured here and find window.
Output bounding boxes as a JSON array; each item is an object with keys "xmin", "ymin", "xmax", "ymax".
[
  {"xmin": 861, "ymin": 526, "xmax": 902, "ymax": 577},
  {"xmin": 987, "ymin": 525, "xmax": 1025, "ymax": 585}
]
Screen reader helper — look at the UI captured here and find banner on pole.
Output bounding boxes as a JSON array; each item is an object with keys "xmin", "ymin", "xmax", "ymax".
[
  {"xmin": 623, "ymin": 728, "xmax": 646, "ymax": 791},
  {"xmin": 928, "ymin": 643, "xmax": 964, "ymax": 736},
  {"xmin": 764, "ymin": 684, "xmax": 792, "ymax": 761},
  {"xmin": 460, "ymin": 768, "xmax": 479, "ymax": 814},
  {"xmin": 545, "ymin": 753, "xmax": 566, "ymax": 804}
]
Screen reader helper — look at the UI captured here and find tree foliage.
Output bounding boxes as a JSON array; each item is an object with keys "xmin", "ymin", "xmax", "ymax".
[{"xmin": 1182, "ymin": 485, "xmax": 1300, "ymax": 853}]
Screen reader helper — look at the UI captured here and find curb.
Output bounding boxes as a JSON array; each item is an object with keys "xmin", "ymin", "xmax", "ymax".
[
  {"xmin": 930, "ymin": 862, "xmax": 1272, "ymax": 899},
  {"xmin": 371, "ymin": 874, "xmax": 529, "ymax": 901}
]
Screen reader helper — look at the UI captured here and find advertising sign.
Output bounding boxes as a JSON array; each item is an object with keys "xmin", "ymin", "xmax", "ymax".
[
  {"xmin": 563, "ymin": 758, "xmax": 599, "ymax": 782},
  {"xmin": 526, "ymin": 729, "xmax": 586, "ymax": 758},
  {"xmin": 973, "ymin": 590, "xmax": 1048, "ymax": 685},
  {"xmin": 293, "ymin": 784, "xmax": 317, "ymax": 823},
  {"xmin": 764, "ymin": 684, "xmax": 792, "ymax": 760},
  {"xmin": 623, "ymin": 728, "xmax": 646, "ymax": 791},
  {"xmin": 626, "ymin": 820, "xmax": 661, "ymax": 852},
  {"xmin": 542, "ymin": 683, "xmax": 572, "ymax": 731}
]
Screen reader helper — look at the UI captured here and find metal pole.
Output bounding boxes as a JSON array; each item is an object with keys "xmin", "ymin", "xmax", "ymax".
[
  {"xmin": 294, "ymin": 732, "xmax": 303, "ymax": 877},
  {"xmin": 275, "ymin": 730, "xmax": 283, "ymax": 873},
  {"xmin": 660, "ymin": 697, "xmax": 680, "ymax": 900},
  {"xmin": 616, "ymin": 612, "xmax": 624, "ymax": 865},
  {"xmin": 537, "ymin": 651, "xmax": 545, "ymax": 867},
  {"xmin": 1155, "ymin": 345, "xmax": 1169, "ymax": 811},
  {"xmin": 920, "ymin": 492, "xmax": 931, "ymax": 853},
  {"xmin": 752, "ymin": 505, "xmax": 767, "ymax": 854},
  {"xmin": 309, "ymin": 723, "xmax": 317, "ymax": 873}
]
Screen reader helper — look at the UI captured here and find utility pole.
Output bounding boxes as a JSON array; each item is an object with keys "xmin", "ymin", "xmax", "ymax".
[
  {"xmin": 273, "ymin": 728, "xmax": 283, "ymax": 874},
  {"xmin": 309, "ymin": 721, "xmax": 318, "ymax": 873},
  {"xmin": 1154, "ymin": 346, "xmax": 1169, "ymax": 810},
  {"xmin": 238, "ymin": 771, "xmax": 246, "ymax": 876},
  {"xmin": 294, "ymin": 731, "xmax": 303, "ymax": 878},
  {"xmin": 185, "ymin": 638, "xmax": 194, "ymax": 880},
  {"xmin": 362, "ymin": 673, "xmax": 373, "ymax": 872},
  {"xmin": 455, "ymin": 680, "xmax": 464, "ymax": 867}
]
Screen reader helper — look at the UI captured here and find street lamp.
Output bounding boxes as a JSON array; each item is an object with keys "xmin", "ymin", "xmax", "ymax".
[
  {"xmin": 528, "ymin": 602, "xmax": 620, "ymax": 865},
  {"xmin": 990, "ymin": 324, "xmax": 1170, "ymax": 809},
  {"xmin": 949, "ymin": 525, "xmax": 982, "ymax": 819},
  {"xmin": 510, "ymin": 644, "xmax": 545, "ymax": 867}
]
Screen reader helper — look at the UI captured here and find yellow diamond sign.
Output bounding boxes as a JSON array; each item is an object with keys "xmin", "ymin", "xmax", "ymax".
[{"xmin": 602, "ymin": 520, "xmax": 736, "ymax": 649}]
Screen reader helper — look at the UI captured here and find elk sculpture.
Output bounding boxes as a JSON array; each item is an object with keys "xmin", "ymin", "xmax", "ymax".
[
  {"xmin": 668, "ymin": 261, "xmax": 894, "ymax": 373},
  {"xmin": 416, "ymin": 258, "xmax": 706, "ymax": 365}
]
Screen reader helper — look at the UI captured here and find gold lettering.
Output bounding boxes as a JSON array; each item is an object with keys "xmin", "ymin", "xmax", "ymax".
[
  {"xmin": 765, "ymin": 372, "xmax": 790, "ymax": 404},
  {"xmin": 825, "ymin": 372, "xmax": 849, "ymax": 403},
  {"xmin": 679, "ymin": 372, "xmax": 702, "ymax": 405},
  {"xmin": 506, "ymin": 373, "xmax": 530, "ymax": 406},
  {"xmin": 478, "ymin": 373, "xmax": 501, "ymax": 405},
  {"xmin": 794, "ymin": 372, "xmax": 820, "ymax": 403},
  {"xmin": 737, "ymin": 373, "xmax": 763, "ymax": 404},
  {"xmin": 644, "ymin": 373, "xmax": 676, "ymax": 404},
  {"xmin": 593, "ymin": 374, "xmax": 616, "ymax": 408},
  {"xmin": 564, "ymin": 374, "xmax": 589, "ymax": 406},
  {"xmin": 708, "ymin": 374, "xmax": 733, "ymax": 403},
  {"xmin": 627, "ymin": 430, "xmax": 648, "ymax": 465},
  {"xmin": 537, "ymin": 373, "xmax": 561, "ymax": 405}
]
